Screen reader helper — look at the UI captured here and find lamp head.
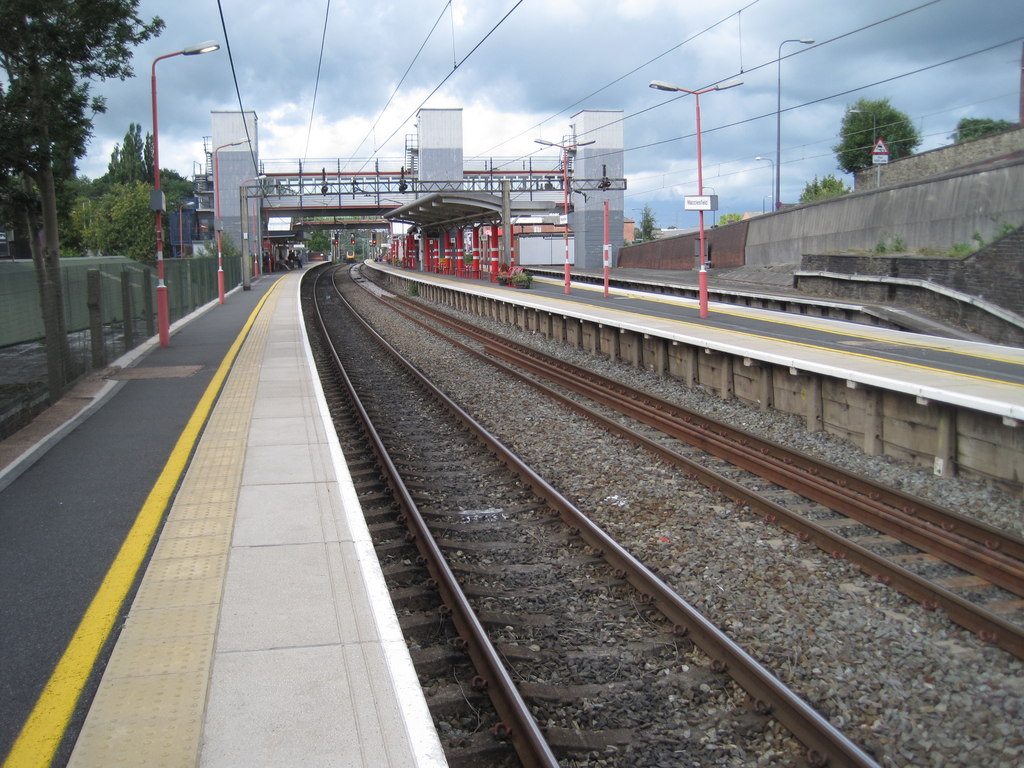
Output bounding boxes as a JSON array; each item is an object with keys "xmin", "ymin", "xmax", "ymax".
[
  {"xmin": 183, "ymin": 41, "xmax": 220, "ymax": 55},
  {"xmin": 534, "ymin": 138, "xmax": 556, "ymax": 147},
  {"xmin": 715, "ymin": 80, "xmax": 743, "ymax": 91},
  {"xmin": 649, "ymin": 80, "xmax": 679, "ymax": 92}
]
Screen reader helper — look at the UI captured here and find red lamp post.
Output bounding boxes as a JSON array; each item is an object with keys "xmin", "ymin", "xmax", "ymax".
[
  {"xmin": 151, "ymin": 40, "xmax": 219, "ymax": 346},
  {"xmin": 214, "ymin": 139, "xmax": 249, "ymax": 304},
  {"xmin": 649, "ymin": 79, "xmax": 741, "ymax": 319},
  {"xmin": 534, "ymin": 136, "xmax": 595, "ymax": 294}
]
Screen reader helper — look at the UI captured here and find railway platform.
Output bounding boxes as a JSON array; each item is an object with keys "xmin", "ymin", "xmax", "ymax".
[
  {"xmin": 0, "ymin": 269, "xmax": 445, "ymax": 768},
  {"xmin": 368, "ymin": 260, "xmax": 1024, "ymax": 493},
  {"xmin": 3, "ymin": 259, "xmax": 1022, "ymax": 767}
]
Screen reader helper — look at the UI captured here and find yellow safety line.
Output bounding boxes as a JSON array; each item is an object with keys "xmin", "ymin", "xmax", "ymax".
[{"xmin": 2, "ymin": 279, "xmax": 284, "ymax": 768}]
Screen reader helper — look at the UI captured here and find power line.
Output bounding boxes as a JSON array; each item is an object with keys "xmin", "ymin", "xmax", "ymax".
[
  {"xmin": 303, "ymin": 0, "xmax": 333, "ymax": 161},
  {"xmin": 496, "ymin": 0, "xmax": 946, "ymax": 174},
  {"xmin": 368, "ymin": 0, "xmax": 526, "ymax": 159},
  {"xmin": 472, "ymin": 0, "xmax": 764, "ymax": 164},
  {"xmin": 215, "ymin": 0, "xmax": 258, "ymax": 176},
  {"xmin": 347, "ymin": 1, "xmax": 453, "ymax": 173}
]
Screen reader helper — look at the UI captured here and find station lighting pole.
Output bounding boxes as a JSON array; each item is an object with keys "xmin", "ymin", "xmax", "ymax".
[
  {"xmin": 214, "ymin": 139, "xmax": 249, "ymax": 304},
  {"xmin": 649, "ymin": 79, "xmax": 741, "ymax": 318},
  {"xmin": 775, "ymin": 38, "xmax": 814, "ymax": 209},
  {"xmin": 534, "ymin": 137, "xmax": 595, "ymax": 294},
  {"xmin": 151, "ymin": 40, "xmax": 220, "ymax": 346},
  {"xmin": 755, "ymin": 156, "xmax": 774, "ymax": 211}
]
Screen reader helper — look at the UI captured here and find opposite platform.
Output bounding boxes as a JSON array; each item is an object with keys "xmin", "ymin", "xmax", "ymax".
[{"xmin": 67, "ymin": 271, "xmax": 446, "ymax": 767}]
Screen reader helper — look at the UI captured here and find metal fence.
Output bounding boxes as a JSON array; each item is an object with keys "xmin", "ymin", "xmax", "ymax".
[{"xmin": 0, "ymin": 254, "xmax": 241, "ymax": 438}]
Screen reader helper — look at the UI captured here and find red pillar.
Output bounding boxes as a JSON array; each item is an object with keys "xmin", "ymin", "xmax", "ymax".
[
  {"xmin": 489, "ymin": 225, "xmax": 500, "ymax": 282},
  {"xmin": 455, "ymin": 228, "xmax": 465, "ymax": 278},
  {"xmin": 471, "ymin": 226, "xmax": 481, "ymax": 280},
  {"xmin": 442, "ymin": 230, "xmax": 452, "ymax": 274}
]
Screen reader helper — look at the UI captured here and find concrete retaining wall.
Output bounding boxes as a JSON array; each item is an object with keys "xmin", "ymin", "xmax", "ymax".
[{"xmin": 745, "ymin": 157, "xmax": 1024, "ymax": 265}]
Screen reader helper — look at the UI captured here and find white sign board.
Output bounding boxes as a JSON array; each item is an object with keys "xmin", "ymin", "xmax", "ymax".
[{"xmin": 684, "ymin": 195, "xmax": 718, "ymax": 211}]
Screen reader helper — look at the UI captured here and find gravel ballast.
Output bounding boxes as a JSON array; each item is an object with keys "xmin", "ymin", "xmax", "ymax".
[{"xmin": 349, "ymin": 267, "xmax": 1024, "ymax": 767}]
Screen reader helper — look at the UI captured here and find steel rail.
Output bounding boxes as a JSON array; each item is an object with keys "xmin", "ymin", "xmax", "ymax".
[
  {"xmin": 337, "ymin": 270, "xmax": 886, "ymax": 766},
  {"xmin": 370, "ymin": 285, "xmax": 1024, "ymax": 660},
  {"xmin": 484, "ymin": 341, "xmax": 1024, "ymax": 599},
  {"xmin": 382, "ymin": 294, "xmax": 1024, "ymax": 589},
  {"xmin": 312, "ymin": 269, "xmax": 560, "ymax": 768}
]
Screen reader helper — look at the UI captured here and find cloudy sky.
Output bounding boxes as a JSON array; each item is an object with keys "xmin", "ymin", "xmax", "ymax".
[{"xmin": 77, "ymin": 0, "xmax": 1021, "ymax": 229}]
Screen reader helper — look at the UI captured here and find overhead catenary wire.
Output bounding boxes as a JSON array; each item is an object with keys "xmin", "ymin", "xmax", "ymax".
[
  {"xmin": 368, "ymin": 0, "xmax": 526, "ymax": 159},
  {"xmin": 215, "ymin": 0, "xmax": 259, "ymax": 177},
  {"xmin": 346, "ymin": 1, "xmax": 454, "ymax": 174},
  {"xmin": 303, "ymin": 0, "xmax": 333, "ymax": 161}
]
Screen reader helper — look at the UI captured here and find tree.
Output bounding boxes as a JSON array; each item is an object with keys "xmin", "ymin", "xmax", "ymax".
[
  {"xmin": 833, "ymin": 98, "xmax": 921, "ymax": 174},
  {"xmin": 0, "ymin": 2, "xmax": 163, "ymax": 400},
  {"xmin": 107, "ymin": 122, "xmax": 154, "ymax": 184},
  {"xmin": 637, "ymin": 205, "xmax": 657, "ymax": 242},
  {"xmin": 308, "ymin": 230, "xmax": 331, "ymax": 254},
  {"xmin": 955, "ymin": 117, "xmax": 1017, "ymax": 143},
  {"xmin": 718, "ymin": 212, "xmax": 744, "ymax": 225},
  {"xmin": 800, "ymin": 174, "xmax": 851, "ymax": 203}
]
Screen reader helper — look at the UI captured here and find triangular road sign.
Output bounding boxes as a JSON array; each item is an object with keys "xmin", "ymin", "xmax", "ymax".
[{"xmin": 872, "ymin": 138, "xmax": 889, "ymax": 155}]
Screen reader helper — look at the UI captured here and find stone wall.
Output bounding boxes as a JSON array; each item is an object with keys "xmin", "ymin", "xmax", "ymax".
[
  {"xmin": 855, "ymin": 127, "xmax": 1024, "ymax": 189},
  {"xmin": 798, "ymin": 226, "xmax": 1024, "ymax": 343}
]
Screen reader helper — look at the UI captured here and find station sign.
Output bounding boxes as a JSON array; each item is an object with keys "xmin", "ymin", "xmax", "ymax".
[{"xmin": 684, "ymin": 195, "xmax": 718, "ymax": 211}]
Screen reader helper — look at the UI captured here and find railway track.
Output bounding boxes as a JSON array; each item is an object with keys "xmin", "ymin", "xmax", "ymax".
[
  {"xmin": 304, "ymin": 266, "xmax": 882, "ymax": 767},
  {"xmin": 358, "ymin": 270, "xmax": 1024, "ymax": 661}
]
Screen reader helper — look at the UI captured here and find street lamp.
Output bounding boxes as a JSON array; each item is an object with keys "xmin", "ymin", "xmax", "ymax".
[
  {"xmin": 151, "ymin": 40, "xmax": 220, "ymax": 346},
  {"xmin": 214, "ymin": 139, "xmax": 249, "ymax": 304},
  {"xmin": 649, "ymin": 79, "xmax": 742, "ymax": 319},
  {"xmin": 775, "ymin": 38, "xmax": 814, "ymax": 210},
  {"xmin": 178, "ymin": 200, "xmax": 195, "ymax": 257},
  {"xmin": 755, "ymin": 156, "xmax": 774, "ymax": 211},
  {"xmin": 534, "ymin": 136, "xmax": 595, "ymax": 294}
]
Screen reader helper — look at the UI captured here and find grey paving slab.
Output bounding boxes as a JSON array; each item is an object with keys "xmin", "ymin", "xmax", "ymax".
[{"xmin": 215, "ymin": 542, "xmax": 341, "ymax": 652}]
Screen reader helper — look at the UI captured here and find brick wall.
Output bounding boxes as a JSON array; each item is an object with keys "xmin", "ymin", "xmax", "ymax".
[{"xmin": 617, "ymin": 219, "xmax": 748, "ymax": 270}]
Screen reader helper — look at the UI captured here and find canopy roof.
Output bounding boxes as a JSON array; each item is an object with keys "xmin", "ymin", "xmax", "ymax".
[{"xmin": 383, "ymin": 191, "xmax": 559, "ymax": 232}]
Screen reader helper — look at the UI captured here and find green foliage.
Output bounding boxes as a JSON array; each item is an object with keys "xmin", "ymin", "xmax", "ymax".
[
  {"xmin": 107, "ymin": 123, "xmax": 152, "ymax": 184},
  {"xmin": 833, "ymin": 98, "xmax": 921, "ymax": 173},
  {"xmin": 873, "ymin": 234, "xmax": 906, "ymax": 254},
  {"xmin": 219, "ymin": 231, "xmax": 241, "ymax": 261},
  {"xmin": 949, "ymin": 243, "xmax": 974, "ymax": 257},
  {"xmin": 955, "ymin": 118, "xmax": 1016, "ymax": 143},
  {"xmin": 77, "ymin": 181, "xmax": 154, "ymax": 260},
  {"xmin": 638, "ymin": 204, "xmax": 657, "ymax": 242},
  {"xmin": 308, "ymin": 230, "xmax": 331, "ymax": 254},
  {"xmin": 718, "ymin": 212, "xmax": 743, "ymax": 225},
  {"xmin": 800, "ymin": 174, "xmax": 850, "ymax": 203},
  {"xmin": 406, "ymin": 282, "xmax": 419, "ymax": 297}
]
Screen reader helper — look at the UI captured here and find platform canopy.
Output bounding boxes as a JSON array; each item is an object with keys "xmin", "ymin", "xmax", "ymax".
[{"xmin": 383, "ymin": 191, "xmax": 559, "ymax": 232}]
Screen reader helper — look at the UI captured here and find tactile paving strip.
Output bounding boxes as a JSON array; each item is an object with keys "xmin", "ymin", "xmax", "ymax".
[{"xmin": 66, "ymin": 284, "xmax": 282, "ymax": 767}]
